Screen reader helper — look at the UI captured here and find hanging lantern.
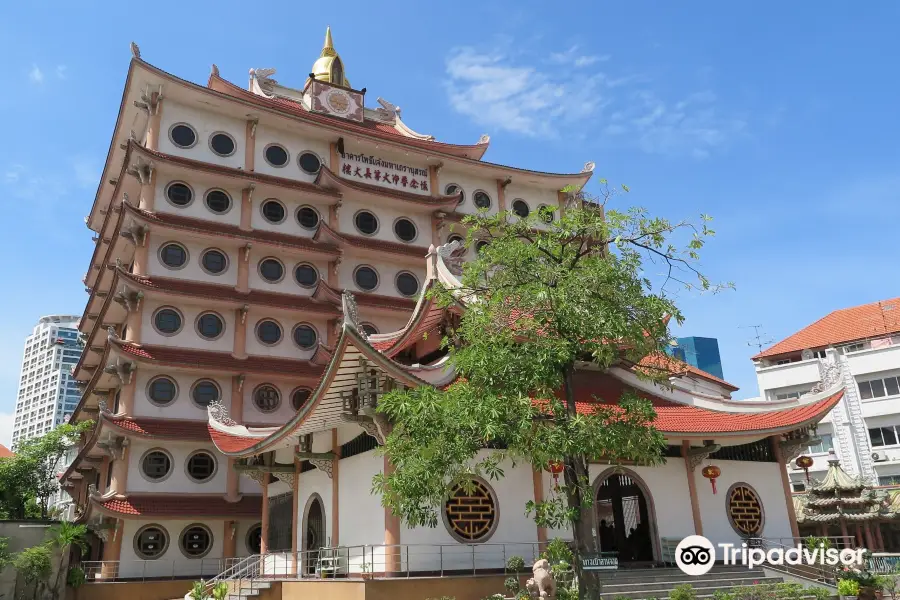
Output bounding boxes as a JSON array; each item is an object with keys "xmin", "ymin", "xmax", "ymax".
[
  {"xmin": 795, "ymin": 455, "xmax": 814, "ymax": 483},
  {"xmin": 548, "ymin": 461, "xmax": 564, "ymax": 487},
  {"xmin": 702, "ymin": 465, "xmax": 721, "ymax": 494}
]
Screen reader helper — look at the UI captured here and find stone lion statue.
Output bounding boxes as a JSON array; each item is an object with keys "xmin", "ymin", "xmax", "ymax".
[{"xmin": 528, "ymin": 559, "xmax": 556, "ymax": 599}]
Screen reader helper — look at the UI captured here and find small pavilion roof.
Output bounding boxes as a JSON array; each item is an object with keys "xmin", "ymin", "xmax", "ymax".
[{"xmin": 810, "ymin": 451, "xmax": 867, "ymax": 492}]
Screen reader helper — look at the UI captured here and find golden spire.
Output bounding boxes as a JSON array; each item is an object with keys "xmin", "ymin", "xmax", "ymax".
[{"xmin": 310, "ymin": 26, "xmax": 350, "ymax": 88}]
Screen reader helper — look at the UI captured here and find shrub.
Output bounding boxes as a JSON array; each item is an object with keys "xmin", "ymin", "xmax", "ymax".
[
  {"xmin": 541, "ymin": 538, "xmax": 574, "ymax": 566},
  {"xmin": 189, "ymin": 580, "xmax": 209, "ymax": 600},
  {"xmin": 507, "ymin": 555, "xmax": 526, "ymax": 573},
  {"xmin": 13, "ymin": 544, "xmax": 53, "ymax": 584},
  {"xmin": 670, "ymin": 584, "xmax": 697, "ymax": 600},
  {"xmin": 807, "ymin": 588, "xmax": 833, "ymax": 600},
  {"xmin": 505, "ymin": 577, "xmax": 520, "ymax": 594},
  {"xmin": 712, "ymin": 590, "xmax": 735, "ymax": 600},
  {"xmin": 838, "ymin": 579, "xmax": 861, "ymax": 597},
  {"xmin": 66, "ymin": 566, "xmax": 86, "ymax": 589},
  {"xmin": 211, "ymin": 581, "xmax": 230, "ymax": 600}
]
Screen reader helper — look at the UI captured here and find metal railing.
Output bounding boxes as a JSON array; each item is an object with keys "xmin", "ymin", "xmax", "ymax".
[
  {"xmin": 751, "ymin": 537, "xmax": 859, "ymax": 585},
  {"xmin": 867, "ymin": 553, "xmax": 900, "ymax": 574},
  {"xmin": 82, "ymin": 558, "xmax": 226, "ymax": 582}
]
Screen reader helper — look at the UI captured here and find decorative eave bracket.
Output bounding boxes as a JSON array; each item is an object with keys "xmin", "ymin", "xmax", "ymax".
[{"xmin": 685, "ymin": 442, "xmax": 721, "ymax": 472}]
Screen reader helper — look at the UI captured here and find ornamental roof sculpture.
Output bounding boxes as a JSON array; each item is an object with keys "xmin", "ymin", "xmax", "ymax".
[{"xmin": 208, "ymin": 241, "xmax": 846, "ymax": 458}]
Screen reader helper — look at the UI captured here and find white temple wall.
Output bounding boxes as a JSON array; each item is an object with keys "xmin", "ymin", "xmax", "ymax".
[
  {"xmin": 252, "ymin": 123, "xmax": 331, "ymax": 183},
  {"xmin": 243, "ymin": 309, "xmax": 330, "ymax": 360},
  {"xmin": 239, "ymin": 473, "xmax": 262, "ymax": 495},
  {"xmin": 246, "ymin": 250, "xmax": 330, "ymax": 297},
  {"xmin": 153, "ymin": 176, "xmax": 243, "ymax": 227},
  {"xmin": 337, "ymin": 198, "xmax": 432, "ymax": 246},
  {"xmin": 504, "ymin": 183, "xmax": 560, "ymax": 225},
  {"xmin": 337, "ymin": 258, "xmax": 426, "ymax": 300},
  {"xmin": 695, "ymin": 459, "xmax": 792, "ymax": 547},
  {"xmin": 159, "ymin": 101, "xmax": 246, "ymax": 171},
  {"xmin": 132, "ymin": 368, "xmax": 233, "ymax": 421},
  {"xmin": 337, "ymin": 423, "xmax": 366, "ymax": 446},
  {"xmin": 297, "ymin": 467, "xmax": 334, "ymax": 547},
  {"xmin": 247, "ymin": 193, "xmax": 329, "ymax": 239},
  {"xmin": 146, "ymin": 233, "xmax": 240, "ymax": 288},
  {"xmin": 241, "ymin": 377, "xmax": 314, "ymax": 425},
  {"xmin": 438, "ymin": 169, "xmax": 500, "ymax": 217},
  {"xmin": 126, "ymin": 438, "xmax": 227, "ymax": 494},
  {"xmin": 359, "ymin": 313, "xmax": 409, "ymax": 337},
  {"xmin": 141, "ymin": 297, "xmax": 237, "ymax": 352},
  {"xmin": 337, "ymin": 450, "xmax": 385, "ymax": 549}
]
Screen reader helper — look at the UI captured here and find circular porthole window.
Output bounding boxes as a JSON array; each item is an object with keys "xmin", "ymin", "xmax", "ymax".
[
  {"xmin": 354, "ymin": 266, "xmax": 379, "ymax": 291},
  {"xmin": 393, "ymin": 218, "xmax": 418, "ymax": 243},
  {"xmin": 264, "ymin": 144, "xmax": 289, "ymax": 168},
  {"xmin": 360, "ymin": 323, "xmax": 378, "ymax": 336},
  {"xmin": 169, "ymin": 123, "xmax": 197, "ymax": 149},
  {"xmin": 209, "ymin": 132, "xmax": 236, "ymax": 157},
  {"xmin": 191, "ymin": 379, "xmax": 221, "ymax": 408},
  {"xmin": 204, "ymin": 189, "xmax": 232, "ymax": 214},
  {"xmin": 256, "ymin": 319, "xmax": 283, "ymax": 345},
  {"xmin": 153, "ymin": 307, "xmax": 183, "ymax": 336},
  {"xmin": 537, "ymin": 204, "xmax": 554, "ymax": 224},
  {"xmin": 297, "ymin": 206, "xmax": 320, "ymax": 230},
  {"xmin": 512, "ymin": 199, "xmax": 530, "ymax": 218},
  {"xmin": 185, "ymin": 451, "xmax": 217, "ymax": 483},
  {"xmin": 196, "ymin": 312, "xmax": 225, "ymax": 340},
  {"xmin": 261, "ymin": 199, "xmax": 286, "ymax": 224},
  {"xmin": 354, "ymin": 211, "xmax": 379, "ymax": 236},
  {"xmin": 165, "ymin": 182, "xmax": 193, "ymax": 207},
  {"xmin": 298, "ymin": 152, "xmax": 322, "ymax": 175},
  {"xmin": 253, "ymin": 384, "xmax": 281, "ymax": 413},
  {"xmin": 292, "ymin": 324, "xmax": 318, "ymax": 349},
  {"xmin": 291, "ymin": 387, "xmax": 312, "ymax": 411},
  {"xmin": 447, "ymin": 234, "xmax": 464, "ymax": 245},
  {"xmin": 445, "ymin": 184, "xmax": 465, "ymax": 204},
  {"xmin": 180, "ymin": 524, "xmax": 213, "ymax": 558},
  {"xmin": 727, "ymin": 483, "xmax": 765, "ymax": 536},
  {"xmin": 134, "ymin": 525, "xmax": 169, "ymax": 560},
  {"xmin": 258, "ymin": 258, "xmax": 285, "ymax": 283},
  {"xmin": 396, "ymin": 272, "xmax": 420, "ymax": 297},
  {"xmin": 246, "ymin": 525, "xmax": 262, "ymax": 554},
  {"xmin": 294, "ymin": 264, "xmax": 319, "ymax": 288},
  {"xmin": 141, "ymin": 448, "xmax": 173, "ymax": 482},
  {"xmin": 200, "ymin": 249, "xmax": 228, "ymax": 275},
  {"xmin": 473, "ymin": 190, "xmax": 492, "ymax": 210},
  {"xmin": 159, "ymin": 242, "xmax": 188, "ymax": 270},
  {"xmin": 147, "ymin": 376, "xmax": 178, "ymax": 407},
  {"xmin": 443, "ymin": 478, "xmax": 499, "ymax": 543},
  {"xmin": 475, "ymin": 240, "xmax": 489, "ymax": 254}
]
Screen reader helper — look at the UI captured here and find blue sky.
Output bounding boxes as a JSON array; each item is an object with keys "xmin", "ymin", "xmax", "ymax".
[{"xmin": 1, "ymin": 2, "xmax": 899, "ymax": 444}]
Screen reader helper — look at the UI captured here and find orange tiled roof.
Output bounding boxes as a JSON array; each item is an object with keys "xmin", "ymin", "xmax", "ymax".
[
  {"xmin": 106, "ymin": 417, "xmax": 212, "ymax": 441},
  {"xmin": 208, "ymin": 426, "xmax": 263, "ymax": 454},
  {"xmin": 637, "ymin": 352, "xmax": 738, "ymax": 391},
  {"xmin": 0, "ymin": 444, "xmax": 14, "ymax": 458},
  {"xmin": 754, "ymin": 297, "xmax": 900, "ymax": 359},
  {"xmin": 94, "ymin": 494, "xmax": 261, "ymax": 518}
]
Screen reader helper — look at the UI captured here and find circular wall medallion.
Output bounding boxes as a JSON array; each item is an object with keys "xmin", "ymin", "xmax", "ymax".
[
  {"xmin": 442, "ymin": 478, "xmax": 498, "ymax": 543},
  {"xmin": 726, "ymin": 482, "xmax": 764, "ymax": 536},
  {"xmin": 327, "ymin": 90, "xmax": 350, "ymax": 114}
]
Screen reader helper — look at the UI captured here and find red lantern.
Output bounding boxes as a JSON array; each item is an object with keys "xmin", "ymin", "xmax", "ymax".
[
  {"xmin": 795, "ymin": 455, "xmax": 814, "ymax": 483},
  {"xmin": 702, "ymin": 465, "xmax": 721, "ymax": 494},
  {"xmin": 548, "ymin": 461, "xmax": 564, "ymax": 487}
]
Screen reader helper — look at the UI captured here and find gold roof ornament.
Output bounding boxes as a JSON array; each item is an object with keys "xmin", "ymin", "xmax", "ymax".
[{"xmin": 310, "ymin": 26, "xmax": 351, "ymax": 88}]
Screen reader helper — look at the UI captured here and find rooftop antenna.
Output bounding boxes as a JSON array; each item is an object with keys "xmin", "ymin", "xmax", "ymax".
[
  {"xmin": 741, "ymin": 324, "xmax": 773, "ymax": 353},
  {"xmin": 879, "ymin": 301, "xmax": 896, "ymax": 333}
]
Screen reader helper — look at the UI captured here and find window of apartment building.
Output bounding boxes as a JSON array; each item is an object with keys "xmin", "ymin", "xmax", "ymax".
[
  {"xmin": 879, "ymin": 475, "xmax": 900, "ymax": 487},
  {"xmin": 775, "ymin": 389, "xmax": 810, "ymax": 401},
  {"xmin": 869, "ymin": 425, "xmax": 900, "ymax": 448},
  {"xmin": 808, "ymin": 434, "xmax": 834, "ymax": 454},
  {"xmin": 858, "ymin": 374, "xmax": 900, "ymax": 400},
  {"xmin": 845, "ymin": 343, "xmax": 866, "ymax": 353},
  {"xmin": 791, "ymin": 482, "xmax": 806, "ymax": 493}
]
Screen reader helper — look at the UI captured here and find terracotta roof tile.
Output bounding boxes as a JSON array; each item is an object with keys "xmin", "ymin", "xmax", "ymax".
[
  {"xmin": 637, "ymin": 352, "xmax": 738, "ymax": 391},
  {"xmin": 0, "ymin": 444, "xmax": 14, "ymax": 458},
  {"xmin": 754, "ymin": 297, "xmax": 900, "ymax": 359},
  {"xmin": 106, "ymin": 418, "xmax": 211, "ymax": 441},
  {"xmin": 94, "ymin": 494, "xmax": 261, "ymax": 518},
  {"xmin": 209, "ymin": 426, "xmax": 265, "ymax": 454}
]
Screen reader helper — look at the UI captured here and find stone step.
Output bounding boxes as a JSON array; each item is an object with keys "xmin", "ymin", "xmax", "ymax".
[
  {"xmin": 595, "ymin": 567, "xmax": 767, "ymax": 583},
  {"xmin": 600, "ymin": 576, "xmax": 783, "ymax": 594},
  {"xmin": 599, "ymin": 580, "xmax": 785, "ymax": 600}
]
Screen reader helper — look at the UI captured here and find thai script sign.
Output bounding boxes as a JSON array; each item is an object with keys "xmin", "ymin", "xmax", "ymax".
[
  {"xmin": 339, "ymin": 152, "xmax": 430, "ymax": 194},
  {"xmin": 581, "ymin": 553, "xmax": 618, "ymax": 570}
]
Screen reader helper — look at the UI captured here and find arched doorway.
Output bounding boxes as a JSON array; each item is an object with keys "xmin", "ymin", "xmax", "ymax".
[
  {"xmin": 594, "ymin": 469, "xmax": 658, "ymax": 565},
  {"xmin": 302, "ymin": 494, "xmax": 326, "ymax": 575}
]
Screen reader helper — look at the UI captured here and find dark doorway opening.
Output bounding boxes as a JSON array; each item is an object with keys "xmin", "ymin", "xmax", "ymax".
[{"xmin": 596, "ymin": 472, "xmax": 654, "ymax": 563}]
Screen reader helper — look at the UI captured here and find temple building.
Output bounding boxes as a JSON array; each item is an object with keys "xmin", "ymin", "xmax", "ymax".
[{"xmin": 62, "ymin": 29, "xmax": 845, "ymax": 583}]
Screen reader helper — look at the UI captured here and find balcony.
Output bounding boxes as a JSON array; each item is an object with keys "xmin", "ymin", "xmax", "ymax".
[
  {"xmin": 756, "ymin": 358, "xmax": 822, "ymax": 394},
  {"xmin": 846, "ymin": 343, "xmax": 900, "ymax": 377}
]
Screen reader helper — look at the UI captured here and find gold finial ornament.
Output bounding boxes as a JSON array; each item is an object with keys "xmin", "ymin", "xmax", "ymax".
[{"xmin": 311, "ymin": 26, "xmax": 351, "ymax": 88}]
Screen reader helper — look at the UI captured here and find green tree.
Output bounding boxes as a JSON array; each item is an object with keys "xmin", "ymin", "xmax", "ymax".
[
  {"xmin": 12, "ymin": 544, "xmax": 53, "ymax": 600},
  {"xmin": 373, "ymin": 185, "xmax": 725, "ymax": 599},
  {"xmin": 48, "ymin": 522, "xmax": 88, "ymax": 593}
]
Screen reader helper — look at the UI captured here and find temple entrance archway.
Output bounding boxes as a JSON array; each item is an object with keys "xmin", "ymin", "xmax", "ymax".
[
  {"xmin": 594, "ymin": 468, "xmax": 659, "ymax": 564},
  {"xmin": 302, "ymin": 494, "xmax": 326, "ymax": 575}
]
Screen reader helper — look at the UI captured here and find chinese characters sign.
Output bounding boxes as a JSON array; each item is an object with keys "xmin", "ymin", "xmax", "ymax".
[{"xmin": 339, "ymin": 152, "xmax": 430, "ymax": 195}]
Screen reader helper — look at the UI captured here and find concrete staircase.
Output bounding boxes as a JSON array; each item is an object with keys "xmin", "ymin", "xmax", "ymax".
[
  {"xmin": 596, "ymin": 566, "xmax": 781, "ymax": 600},
  {"xmin": 224, "ymin": 580, "xmax": 274, "ymax": 600}
]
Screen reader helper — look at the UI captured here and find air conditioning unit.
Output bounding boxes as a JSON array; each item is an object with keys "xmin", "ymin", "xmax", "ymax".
[{"xmin": 872, "ymin": 452, "xmax": 888, "ymax": 462}]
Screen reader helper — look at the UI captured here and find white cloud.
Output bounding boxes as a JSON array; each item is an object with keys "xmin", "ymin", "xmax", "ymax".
[
  {"xmin": 444, "ymin": 45, "xmax": 747, "ymax": 157},
  {"xmin": 0, "ymin": 411, "xmax": 14, "ymax": 448},
  {"xmin": 28, "ymin": 65, "xmax": 44, "ymax": 84},
  {"xmin": 71, "ymin": 156, "xmax": 99, "ymax": 189},
  {"xmin": 56, "ymin": 65, "xmax": 67, "ymax": 80}
]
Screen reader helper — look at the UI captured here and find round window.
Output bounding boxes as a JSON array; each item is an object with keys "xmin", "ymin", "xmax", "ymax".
[
  {"xmin": 264, "ymin": 144, "xmax": 289, "ymax": 167},
  {"xmin": 180, "ymin": 525, "xmax": 213, "ymax": 558},
  {"xmin": 196, "ymin": 313, "xmax": 224, "ymax": 340},
  {"xmin": 246, "ymin": 525, "xmax": 262, "ymax": 554},
  {"xmin": 293, "ymin": 324, "xmax": 318, "ymax": 349},
  {"xmin": 354, "ymin": 211, "xmax": 378, "ymax": 235},
  {"xmin": 447, "ymin": 234, "xmax": 464, "ymax": 245},
  {"xmin": 169, "ymin": 124, "xmax": 197, "ymax": 149},
  {"xmin": 354, "ymin": 266, "xmax": 378, "ymax": 291},
  {"xmin": 394, "ymin": 218, "xmax": 417, "ymax": 242},
  {"xmin": 261, "ymin": 200, "xmax": 286, "ymax": 224},
  {"xmin": 159, "ymin": 243, "xmax": 188, "ymax": 269},
  {"xmin": 259, "ymin": 258, "xmax": 285, "ymax": 283},
  {"xmin": 209, "ymin": 133, "xmax": 236, "ymax": 157},
  {"xmin": 191, "ymin": 379, "xmax": 220, "ymax": 408},
  {"xmin": 153, "ymin": 308, "xmax": 183, "ymax": 335},
  {"xmin": 475, "ymin": 240, "xmax": 489, "ymax": 254},
  {"xmin": 537, "ymin": 205, "xmax": 554, "ymax": 224},
  {"xmin": 294, "ymin": 264, "xmax": 319, "ymax": 288},
  {"xmin": 445, "ymin": 184, "xmax": 465, "ymax": 204},
  {"xmin": 201, "ymin": 249, "xmax": 228, "ymax": 275},
  {"xmin": 297, "ymin": 206, "xmax": 320, "ymax": 230},
  {"xmin": 512, "ymin": 199, "xmax": 530, "ymax": 218},
  {"xmin": 443, "ymin": 478, "xmax": 498, "ymax": 543},
  {"xmin": 147, "ymin": 376, "xmax": 178, "ymax": 406},
  {"xmin": 186, "ymin": 452, "xmax": 217, "ymax": 483},
  {"xmin": 253, "ymin": 384, "xmax": 281, "ymax": 412},
  {"xmin": 141, "ymin": 449, "xmax": 172, "ymax": 481},
  {"xmin": 396, "ymin": 272, "xmax": 420, "ymax": 297},
  {"xmin": 205, "ymin": 189, "xmax": 231, "ymax": 214},
  {"xmin": 727, "ymin": 483, "xmax": 765, "ymax": 536},
  {"xmin": 256, "ymin": 320, "xmax": 282, "ymax": 345},
  {"xmin": 166, "ymin": 182, "xmax": 193, "ymax": 207},
  {"xmin": 291, "ymin": 388, "xmax": 312, "ymax": 411},
  {"xmin": 473, "ymin": 191, "xmax": 492, "ymax": 209},
  {"xmin": 298, "ymin": 152, "xmax": 322, "ymax": 175},
  {"xmin": 134, "ymin": 525, "xmax": 169, "ymax": 560},
  {"xmin": 361, "ymin": 323, "xmax": 379, "ymax": 336}
]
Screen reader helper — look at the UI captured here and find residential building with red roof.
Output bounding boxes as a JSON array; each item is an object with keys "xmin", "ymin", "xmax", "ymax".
[{"xmin": 752, "ymin": 297, "xmax": 900, "ymax": 498}]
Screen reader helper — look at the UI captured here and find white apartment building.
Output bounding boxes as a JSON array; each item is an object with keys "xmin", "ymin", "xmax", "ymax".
[
  {"xmin": 12, "ymin": 315, "xmax": 84, "ymax": 448},
  {"xmin": 753, "ymin": 297, "xmax": 900, "ymax": 492}
]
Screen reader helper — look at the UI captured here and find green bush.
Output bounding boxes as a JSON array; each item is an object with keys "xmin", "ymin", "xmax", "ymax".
[
  {"xmin": 838, "ymin": 579, "xmax": 860, "ymax": 597},
  {"xmin": 505, "ymin": 577, "xmax": 520, "ymax": 594},
  {"xmin": 66, "ymin": 566, "xmax": 86, "ymax": 589},
  {"xmin": 506, "ymin": 555, "xmax": 526, "ymax": 573},
  {"xmin": 712, "ymin": 590, "xmax": 735, "ymax": 600},
  {"xmin": 189, "ymin": 580, "xmax": 209, "ymax": 600},
  {"xmin": 13, "ymin": 544, "xmax": 53, "ymax": 584},
  {"xmin": 807, "ymin": 588, "xmax": 833, "ymax": 600},
  {"xmin": 541, "ymin": 538, "xmax": 574, "ymax": 566},
  {"xmin": 670, "ymin": 584, "xmax": 697, "ymax": 600},
  {"xmin": 211, "ymin": 581, "xmax": 230, "ymax": 600}
]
